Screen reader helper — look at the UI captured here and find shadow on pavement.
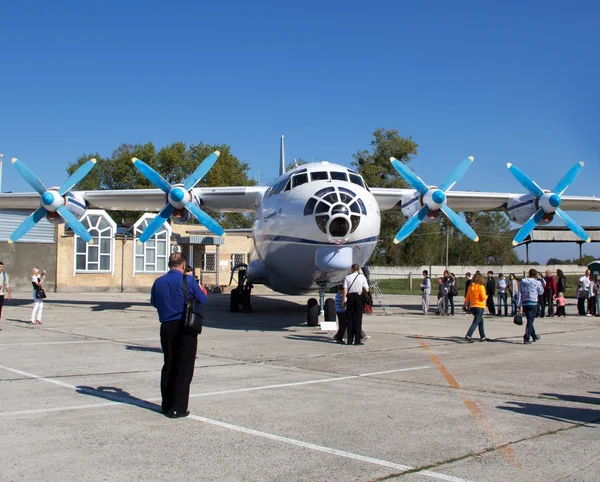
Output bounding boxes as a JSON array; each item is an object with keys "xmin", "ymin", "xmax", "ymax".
[
  {"xmin": 497, "ymin": 400, "xmax": 600, "ymax": 425},
  {"xmin": 76, "ymin": 386, "xmax": 161, "ymax": 413},
  {"xmin": 125, "ymin": 345, "xmax": 162, "ymax": 354},
  {"xmin": 540, "ymin": 392, "xmax": 600, "ymax": 406}
]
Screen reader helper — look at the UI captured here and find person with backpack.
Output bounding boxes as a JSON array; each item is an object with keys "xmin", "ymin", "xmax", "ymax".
[{"xmin": 444, "ymin": 271, "xmax": 458, "ymax": 316}]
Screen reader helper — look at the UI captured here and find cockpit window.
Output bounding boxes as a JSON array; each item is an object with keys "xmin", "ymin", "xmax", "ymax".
[
  {"xmin": 331, "ymin": 172, "xmax": 347, "ymax": 181},
  {"xmin": 349, "ymin": 173, "xmax": 364, "ymax": 188},
  {"xmin": 311, "ymin": 171, "xmax": 329, "ymax": 181},
  {"xmin": 315, "ymin": 187, "xmax": 335, "ymax": 197},
  {"xmin": 292, "ymin": 173, "xmax": 309, "ymax": 188}
]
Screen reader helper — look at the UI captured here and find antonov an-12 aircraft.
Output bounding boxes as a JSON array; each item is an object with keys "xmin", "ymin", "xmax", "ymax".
[{"xmin": 1, "ymin": 137, "xmax": 598, "ymax": 325}]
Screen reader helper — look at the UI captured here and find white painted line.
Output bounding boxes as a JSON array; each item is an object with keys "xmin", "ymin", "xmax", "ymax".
[
  {"xmin": 188, "ymin": 414, "xmax": 472, "ymax": 482},
  {"xmin": 188, "ymin": 365, "xmax": 433, "ymax": 399},
  {"xmin": 0, "ymin": 340, "xmax": 107, "ymax": 347},
  {"xmin": 0, "ymin": 363, "xmax": 466, "ymax": 480}
]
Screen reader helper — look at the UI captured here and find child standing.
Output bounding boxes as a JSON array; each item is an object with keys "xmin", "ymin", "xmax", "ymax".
[
  {"xmin": 333, "ymin": 285, "xmax": 347, "ymax": 344},
  {"xmin": 437, "ymin": 277, "xmax": 448, "ymax": 316},
  {"xmin": 553, "ymin": 292, "xmax": 567, "ymax": 317},
  {"xmin": 30, "ymin": 267, "xmax": 46, "ymax": 324}
]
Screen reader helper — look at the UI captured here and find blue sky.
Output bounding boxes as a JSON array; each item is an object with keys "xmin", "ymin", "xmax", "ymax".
[{"xmin": 1, "ymin": 0, "xmax": 598, "ymax": 263}]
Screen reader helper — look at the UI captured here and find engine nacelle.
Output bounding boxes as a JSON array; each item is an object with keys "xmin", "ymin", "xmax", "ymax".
[
  {"xmin": 170, "ymin": 192, "xmax": 201, "ymax": 224},
  {"xmin": 505, "ymin": 193, "xmax": 553, "ymax": 226},
  {"xmin": 45, "ymin": 190, "xmax": 87, "ymax": 225},
  {"xmin": 400, "ymin": 190, "xmax": 440, "ymax": 224}
]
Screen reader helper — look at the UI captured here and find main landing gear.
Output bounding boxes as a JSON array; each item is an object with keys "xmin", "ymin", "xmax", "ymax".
[
  {"xmin": 306, "ymin": 282, "xmax": 336, "ymax": 327},
  {"xmin": 229, "ymin": 264, "xmax": 252, "ymax": 313}
]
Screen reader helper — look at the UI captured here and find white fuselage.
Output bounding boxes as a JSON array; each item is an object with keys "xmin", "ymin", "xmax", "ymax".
[{"xmin": 249, "ymin": 162, "xmax": 380, "ymax": 294}]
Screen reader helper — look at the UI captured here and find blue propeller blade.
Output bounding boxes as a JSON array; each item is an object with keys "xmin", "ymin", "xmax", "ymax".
[
  {"xmin": 56, "ymin": 205, "xmax": 92, "ymax": 243},
  {"xmin": 183, "ymin": 151, "xmax": 220, "ymax": 191},
  {"xmin": 132, "ymin": 158, "xmax": 172, "ymax": 194},
  {"xmin": 512, "ymin": 209, "xmax": 545, "ymax": 245},
  {"xmin": 439, "ymin": 156, "xmax": 474, "ymax": 193},
  {"xmin": 393, "ymin": 205, "xmax": 430, "ymax": 244},
  {"xmin": 555, "ymin": 208, "xmax": 591, "ymax": 243},
  {"xmin": 12, "ymin": 158, "xmax": 47, "ymax": 195},
  {"xmin": 7, "ymin": 207, "xmax": 47, "ymax": 244},
  {"xmin": 506, "ymin": 163, "xmax": 544, "ymax": 198},
  {"xmin": 553, "ymin": 162, "xmax": 584, "ymax": 197},
  {"xmin": 390, "ymin": 158, "xmax": 429, "ymax": 195},
  {"xmin": 58, "ymin": 159, "xmax": 97, "ymax": 196},
  {"xmin": 440, "ymin": 205, "xmax": 479, "ymax": 242},
  {"xmin": 183, "ymin": 201, "xmax": 225, "ymax": 237},
  {"xmin": 138, "ymin": 205, "xmax": 175, "ymax": 244}
]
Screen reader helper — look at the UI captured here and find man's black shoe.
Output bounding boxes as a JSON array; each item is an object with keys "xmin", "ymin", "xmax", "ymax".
[
  {"xmin": 354, "ymin": 342, "xmax": 364, "ymax": 345},
  {"xmin": 465, "ymin": 336, "xmax": 474, "ymax": 343},
  {"xmin": 524, "ymin": 339, "xmax": 532, "ymax": 344},
  {"xmin": 166, "ymin": 409, "xmax": 189, "ymax": 419},
  {"xmin": 532, "ymin": 335, "xmax": 541, "ymax": 342}
]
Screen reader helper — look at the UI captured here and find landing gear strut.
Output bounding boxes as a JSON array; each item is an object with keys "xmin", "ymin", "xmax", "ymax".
[{"xmin": 230, "ymin": 264, "xmax": 252, "ymax": 313}]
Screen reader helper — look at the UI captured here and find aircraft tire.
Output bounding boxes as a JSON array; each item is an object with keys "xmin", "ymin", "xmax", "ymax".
[
  {"xmin": 307, "ymin": 298, "xmax": 319, "ymax": 326},
  {"xmin": 230, "ymin": 288, "xmax": 240, "ymax": 312},
  {"xmin": 324, "ymin": 298, "xmax": 336, "ymax": 322}
]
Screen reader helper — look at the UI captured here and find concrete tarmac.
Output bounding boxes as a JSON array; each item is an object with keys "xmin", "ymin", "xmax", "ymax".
[{"xmin": 0, "ymin": 292, "xmax": 599, "ymax": 481}]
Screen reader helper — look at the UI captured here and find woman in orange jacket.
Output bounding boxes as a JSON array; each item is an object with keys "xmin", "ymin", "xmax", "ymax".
[{"xmin": 463, "ymin": 273, "xmax": 490, "ymax": 342}]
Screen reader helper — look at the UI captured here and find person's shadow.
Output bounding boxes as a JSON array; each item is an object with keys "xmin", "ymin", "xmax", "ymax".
[
  {"xmin": 76, "ymin": 386, "xmax": 161, "ymax": 413},
  {"xmin": 125, "ymin": 345, "xmax": 162, "ymax": 354}
]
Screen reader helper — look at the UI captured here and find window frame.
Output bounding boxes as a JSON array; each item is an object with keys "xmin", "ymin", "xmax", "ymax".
[
  {"xmin": 203, "ymin": 253, "xmax": 217, "ymax": 272},
  {"xmin": 73, "ymin": 210, "xmax": 116, "ymax": 275},
  {"xmin": 230, "ymin": 253, "xmax": 246, "ymax": 269},
  {"xmin": 132, "ymin": 213, "xmax": 172, "ymax": 275}
]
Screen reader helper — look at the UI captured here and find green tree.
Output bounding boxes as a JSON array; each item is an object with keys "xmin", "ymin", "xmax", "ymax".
[
  {"xmin": 66, "ymin": 141, "xmax": 255, "ymax": 227},
  {"xmin": 352, "ymin": 128, "xmax": 421, "ymax": 265}
]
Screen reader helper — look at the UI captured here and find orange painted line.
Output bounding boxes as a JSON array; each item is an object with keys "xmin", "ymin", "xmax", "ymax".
[{"xmin": 417, "ymin": 337, "xmax": 522, "ymax": 470}]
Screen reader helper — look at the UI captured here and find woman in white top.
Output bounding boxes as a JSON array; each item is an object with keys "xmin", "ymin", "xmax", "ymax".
[
  {"xmin": 30, "ymin": 267, "xmax": 46, "ymax": 324},
  {"xmin": 342, "ymin": 264, "xmax": 369, "ymax": 345}
]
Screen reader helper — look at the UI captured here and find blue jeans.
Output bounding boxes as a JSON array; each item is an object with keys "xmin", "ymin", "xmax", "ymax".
[
  {"xmin": 522, "ymin": 305, "xmax": 538, "ymax": 341},
  {"xmin": 466, "ymin": 307, "xmax": 486, "ymax": 338},
  {"xmin": 510, "ymin": 296, "xmax": 518, "ymax": 316},
  {"xmin": 497, "ymin": 291, "xmax": 508, "ymax": 315}
]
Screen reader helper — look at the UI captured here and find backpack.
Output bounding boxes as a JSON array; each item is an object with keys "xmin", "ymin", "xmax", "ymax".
[{"xmin": 449, "ymin": 281, "xmax": 458, "ymax": 297}]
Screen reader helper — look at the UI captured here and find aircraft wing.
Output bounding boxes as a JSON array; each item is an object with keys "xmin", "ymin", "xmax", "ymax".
[
  {"xmin": 0, "ymin": 186, "xmax": 269, "ymax": 213},
  {"xmin": 371, "ymin": 188, "xmax": 600, "ymax": 213}
]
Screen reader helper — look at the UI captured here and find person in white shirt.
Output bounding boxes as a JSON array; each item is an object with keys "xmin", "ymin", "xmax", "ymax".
[
  {"xmin": 580, "ymin": 270, "xmax": 592, "ymax": 315},
  {"xmin": 420, "ymin": 270, "xmax": 431, "ymax": 315},
  {"xmin": 31, "ymin": 267, "xmax": 46, "ymax": 324},
  {"xmin": 0, "ymin": 261, "xmax": 12, "ymax": 330},
  {"xmin": 342, "ymin": 264, "xmax": 369, "ymax": 345}
]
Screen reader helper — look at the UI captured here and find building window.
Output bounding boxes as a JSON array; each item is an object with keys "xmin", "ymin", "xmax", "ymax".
[
  {"xmin": 133, "ymin": 214, "xmax": 171, "ymax": 274},
  {"xmin": 203, "ymin": 253, "xmax": 216, "ymax": 272},
  {"xmin": 231, "ymin": 253, "xmax": 246, "ymax": 269},
  {"xmin": 75, "ymin": 210, "xmax": 115, "ymax": 273}
]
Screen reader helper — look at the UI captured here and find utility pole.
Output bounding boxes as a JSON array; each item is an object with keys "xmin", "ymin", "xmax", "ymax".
[
  {"xmin": 0, "ymin": 152, "xmax": 3, "ymax": 192},
  {"xmin": 445, "ymin": 227, "xmax": 450, "ymax": 268}
]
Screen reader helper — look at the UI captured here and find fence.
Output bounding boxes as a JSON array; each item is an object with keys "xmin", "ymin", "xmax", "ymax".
[{"xmin": 368, "ymin": 265, "xmax": 586, "ymax": 290}]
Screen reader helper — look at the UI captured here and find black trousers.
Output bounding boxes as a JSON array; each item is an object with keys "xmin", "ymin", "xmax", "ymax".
[
  {"xmin": 335, "ymin": 312, "xmax": 347, "ymax": 340},
  {"xmin": 0, "ymin": 295, "xmax": 4, "ymax": 320},
  {"xmin": 346, "ymin": 293, "xmax": 363, "ymax": 344},
  {"xmin": 160, "ymin": 320, "xmax": 198, "ymax": 413},
  {"xmin": 544, "ymin": 291, "xmax": 554, "ymax": 316}
]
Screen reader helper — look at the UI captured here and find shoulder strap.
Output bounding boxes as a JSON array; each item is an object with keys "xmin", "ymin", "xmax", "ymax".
[
  {"xmin": 347, "ymin": 273, "xmax": 360, "ymax": 292},
  {"xmin": 182, "ymin": 274, "xmax": 189, "ymax": 303}
]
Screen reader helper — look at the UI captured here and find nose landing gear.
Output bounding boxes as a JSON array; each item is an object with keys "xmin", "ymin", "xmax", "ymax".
[{"xmin": 306, "ymin": 282, "xmax": 336, "ymax": 327}]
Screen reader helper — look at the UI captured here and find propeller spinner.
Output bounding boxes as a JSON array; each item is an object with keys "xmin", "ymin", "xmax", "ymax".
[
  {"xmin": 8, "ymin": 158, "xmax": 96, "ymax": 244},
  {"xmin": 390, "ymin": 156, "xmax": 479, "ymax": 244},
  {"xmin": 132, "ymin": 151, "xmax": 224, "ymax": 244},
  {"xmin": 507, "ymin": 162, "xmax": 591, "ymax": 245}
]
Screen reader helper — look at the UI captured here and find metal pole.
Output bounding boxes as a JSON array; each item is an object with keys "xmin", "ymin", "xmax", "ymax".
[
  {"xmin": 0, "ymin": 152, "xmax": 3, "ymax": 192},
  {"xmin": 445, "ymin": 227, "xmax": 449, "ymax": 268},
  {"xmin": 216, "ymin": 244, "xmax": 220, "ymax": 289},
  {"xmin": 526, "ymin": 243, "xmax": 529, "ymax": 264}
]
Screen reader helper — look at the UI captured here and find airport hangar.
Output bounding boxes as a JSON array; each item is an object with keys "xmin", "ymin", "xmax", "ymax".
[{"xmin": 0, "ymin": 209, "xmax": 254, "ymax": 293}]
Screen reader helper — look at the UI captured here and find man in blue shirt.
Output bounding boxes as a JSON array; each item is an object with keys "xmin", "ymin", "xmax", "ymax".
[
  {"xmin": 518, "ymin": 268, "xmax": 545, "ymax": 344},
  {"xmin": 151, "ymin": 252, "xmax": 207, "ymax": 418}
]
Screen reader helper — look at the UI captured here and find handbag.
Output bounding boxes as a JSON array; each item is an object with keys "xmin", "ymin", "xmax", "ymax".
[
  {"xmin": 182, "ymin": 274, "xmax": 203, "ymax": 335},
  {"xmin": 35, "ymin": 287, "xmax": 47, "ymax": 299},
  {"xmin": 513, "ymin": 313, "xmax": 523, "ymax": 326}
]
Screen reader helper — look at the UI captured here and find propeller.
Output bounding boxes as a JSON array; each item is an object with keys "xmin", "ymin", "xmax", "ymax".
[
  {"xmin": 132, "ymin": 151, "xmax": 224, "ymax": 243},
  {"xmin": 390, "ymin": 156, "xmax": 479, "ymax": 244},
  {"xmin": 507, "ymin": 162, "xmax": 590, "ymax": 245},
  {"xmin": 8, "ymin": 158, "xmax": 96, "ymax": 244}
]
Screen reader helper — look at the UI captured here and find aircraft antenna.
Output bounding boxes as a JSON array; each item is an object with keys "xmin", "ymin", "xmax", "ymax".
[{"xmin": 280, "ymin": 135, "xmax": 285, "ymax": 177}]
